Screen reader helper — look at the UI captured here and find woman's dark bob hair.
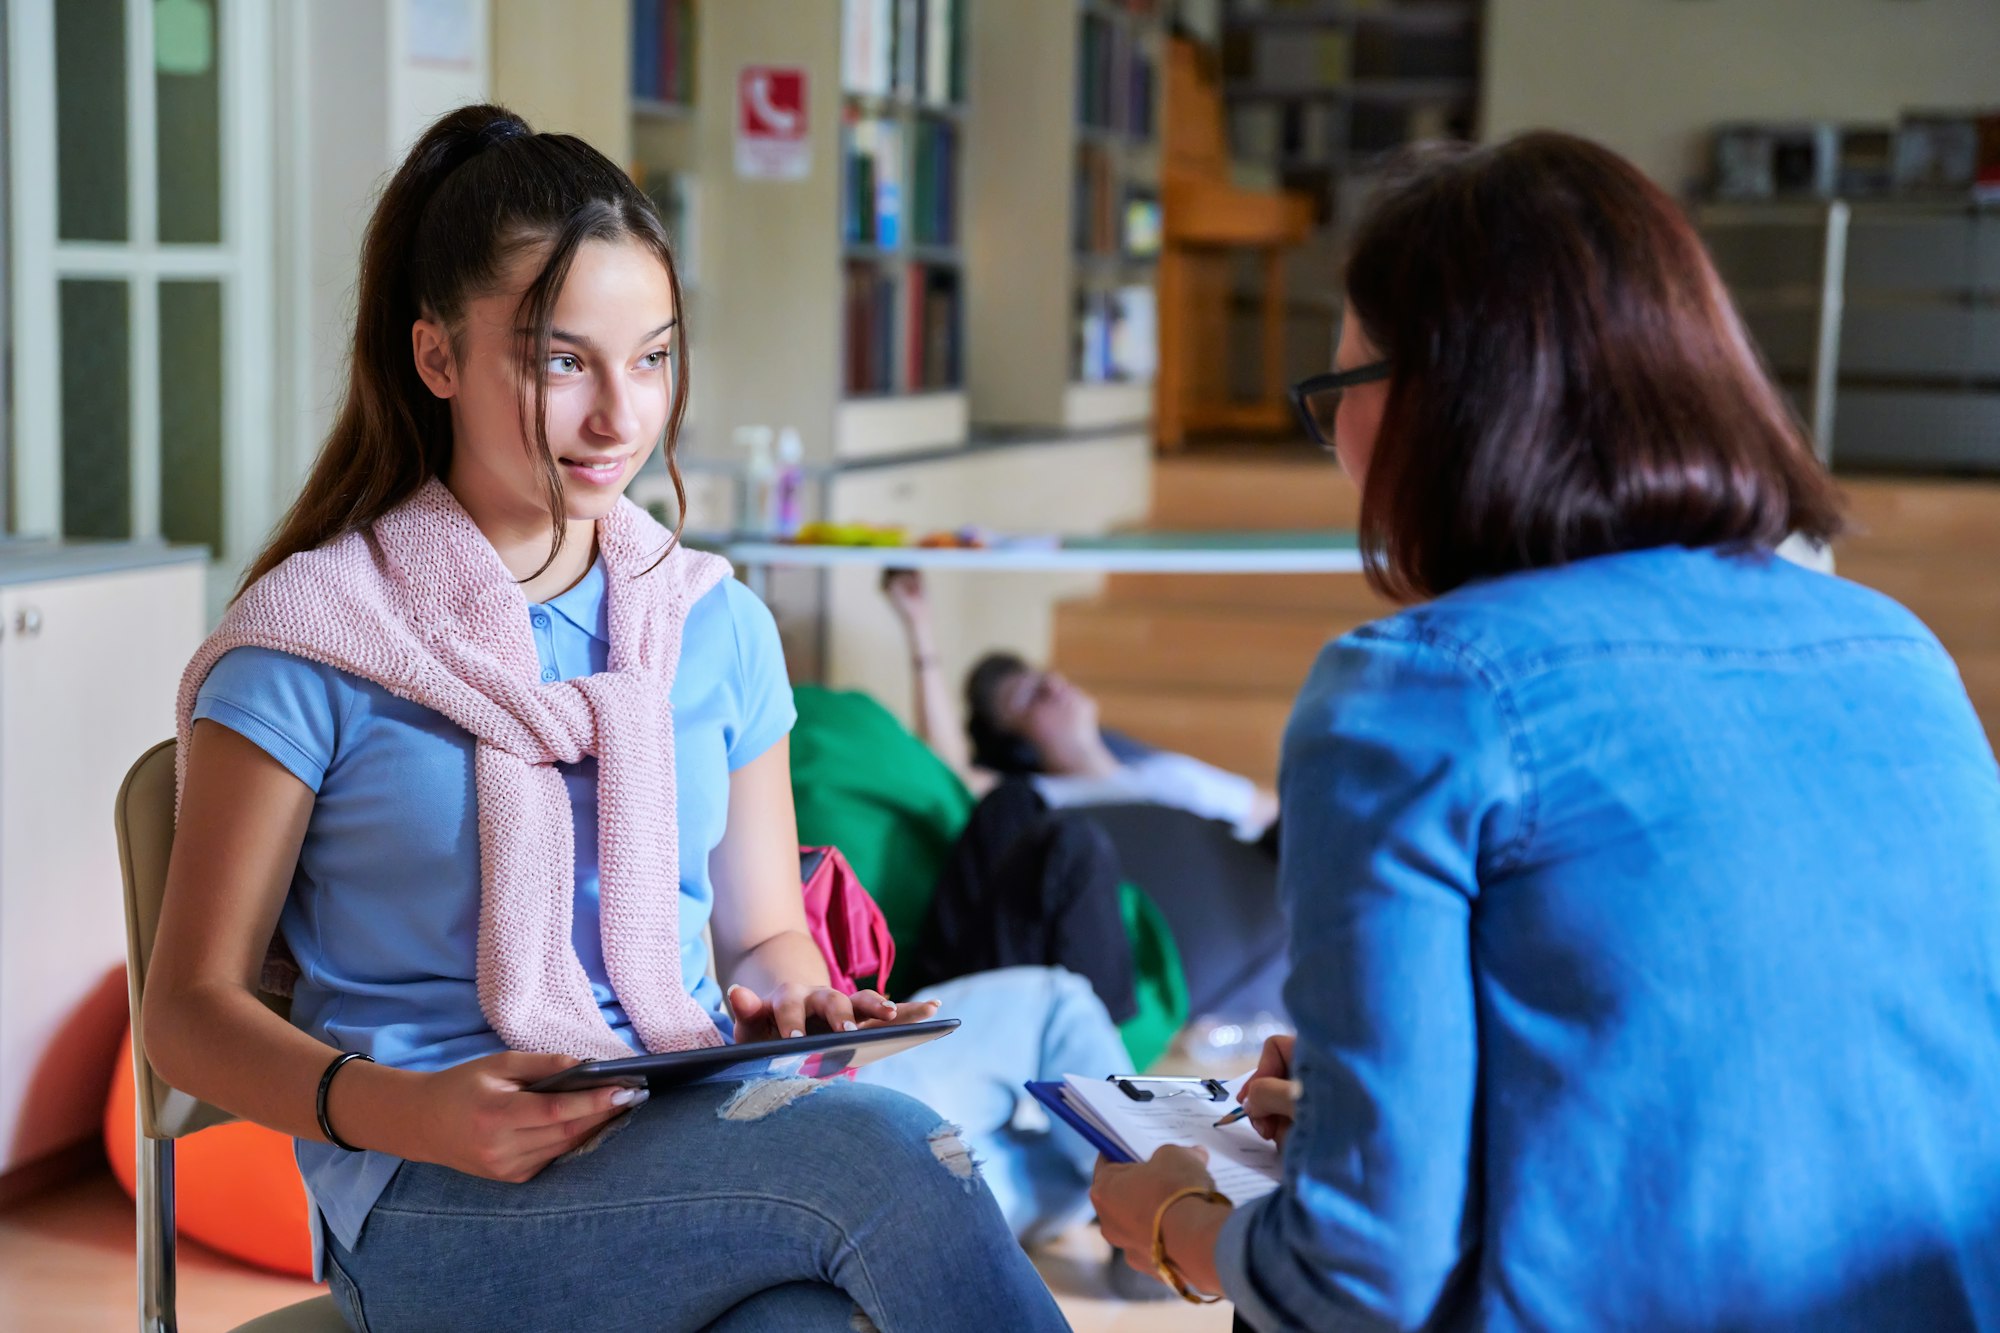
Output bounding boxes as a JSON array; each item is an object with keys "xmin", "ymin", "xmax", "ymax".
[{"xmin": 1344, "ymin": 131, "xmax": 1844, "ymax": 602}]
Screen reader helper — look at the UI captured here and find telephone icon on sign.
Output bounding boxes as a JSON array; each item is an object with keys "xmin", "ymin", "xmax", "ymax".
[
  {"xmin": 736, "ymin": 66, "xmax": 810, "ymax": 180},
  {"xmin": 745, "ymin": 73, "xmax": 800, "ymax": 136}
]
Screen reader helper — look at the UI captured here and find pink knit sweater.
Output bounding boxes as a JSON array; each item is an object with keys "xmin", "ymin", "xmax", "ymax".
[{"xmin": 177, "ymin": 479, "xmax": 731, "ymax": 1059}]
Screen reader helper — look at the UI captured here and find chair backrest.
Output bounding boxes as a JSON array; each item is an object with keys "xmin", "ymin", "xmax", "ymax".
[
  {"xmin": 114, "ymin": 738, "xmax": 286, "ymax": 1142},
  {"xmin": 1165, "ymin": 34, "xmax": 1229, "ymax": 182}
]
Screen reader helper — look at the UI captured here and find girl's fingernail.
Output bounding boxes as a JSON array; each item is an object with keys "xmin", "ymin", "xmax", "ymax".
[
  {"xmin": 843, "ymin": 1021, "xmax": 859, "ymax": 1032},
  {"xmin": 788, "ymin": 1029, "xmax": 804, "ymax": 1039},
  {"xmin": 883, "ymin": 1003, "xmax": 898, "ymax": 1014},
  {"xmin": 610, "ymin": 1087, "xmax": 646, "ymax": 1107}
]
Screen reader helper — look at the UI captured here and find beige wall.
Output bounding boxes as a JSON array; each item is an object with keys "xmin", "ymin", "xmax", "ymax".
[
  {"xmin": 1482, "ymin": 0, "xmax": 2000, "ymax": 192},
  {"xmin": 490, "ymin": 0, "xmax": 632, "ymax": 163},
  {"xmin": 279, "ymin": 0, "xmax": 493, "ymax": 494}
]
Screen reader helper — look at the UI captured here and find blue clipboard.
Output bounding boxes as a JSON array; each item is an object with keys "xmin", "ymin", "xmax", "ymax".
[{"xmin": 1025, "ymin": 1080, "xmax": 1139, "ymax": 1161}]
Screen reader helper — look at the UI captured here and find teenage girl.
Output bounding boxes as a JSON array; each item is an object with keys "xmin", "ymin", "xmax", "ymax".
[{"xmin": 143, "ymin": 104, "xmax": 1070, "ymax": 1332}]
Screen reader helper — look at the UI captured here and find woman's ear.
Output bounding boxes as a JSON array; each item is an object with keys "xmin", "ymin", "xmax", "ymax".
[{"xmin": 411, "ymin": 317, "xmax": 459, "ymax": 400}]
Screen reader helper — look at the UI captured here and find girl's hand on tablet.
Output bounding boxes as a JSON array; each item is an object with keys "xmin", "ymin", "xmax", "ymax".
[
  {"xmin": 726, "ymin": 983, "xmax": 937, "ymax": 1043},
  {"xmin": 407, "ymin": 1051, "xmax": 642, "ymax": 1183},
  {"xmin": 854, "ymin": 991, "xmax": 942, "ymax": 1031}
]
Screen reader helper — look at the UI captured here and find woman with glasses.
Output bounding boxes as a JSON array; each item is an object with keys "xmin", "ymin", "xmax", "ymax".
[{"xmin": 1090, "ymin": 131, "xmax": 2000, "ymax": 1330}]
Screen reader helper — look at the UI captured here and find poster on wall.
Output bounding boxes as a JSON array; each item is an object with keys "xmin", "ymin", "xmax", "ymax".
[
  {"xmin": 407, "ymin": 0, "xmax": 478, "ymax": 68},
  {"xmin": 736, "ymin": 67, "xmax": 811, "ymax": 181}
]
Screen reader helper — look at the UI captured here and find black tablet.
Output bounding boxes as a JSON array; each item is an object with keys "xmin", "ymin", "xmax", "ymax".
[{"xmin": 524, "ymin": 1018, "xmax": 961, "ymax": 1094}]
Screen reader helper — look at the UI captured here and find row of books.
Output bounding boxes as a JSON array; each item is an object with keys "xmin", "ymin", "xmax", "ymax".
[
  {"xmin": 1230, "ymin": 100, "xmax": 1459, "ymax": 163},
  {"xmin": 1077, "ymin": 12, "xmax": 1157, "ymax": 140},
  {"xmin": 630, "ymin": 0, "xmax": 695, "ymax": 106},
  {"xmin": 1074, "ymin": 285, "xmax": 1159, "ymax": 384},
  {"xmin": 1229, "ymin": 0, "xmax": 1427, "ymax": 12},
  {"xmin": 1074, "ymin": 147, "xmax": 1161, "ymax": 257},
  {"xmin": 842, "ymin": 0, "xmax": 965, "ymax": 105},
  {"xmin": 1225, "ymin": 27, "xmax": 1476, "ymax": 86},
  {"xmin": 843, "ymin": 116, "xmax": 959, "ymax": 250},
  {"xmin": 1228, "ymin": 29, "xmax": 1350, "ymax": 88},
  {"xmin": 844, "ymin": 262, "xmax": 963, "ymax": 396}
]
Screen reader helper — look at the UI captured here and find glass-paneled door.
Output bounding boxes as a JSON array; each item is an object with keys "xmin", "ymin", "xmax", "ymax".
[{"xmin": 6, "ymin": 0, "xmax": 272, "ymax": 587}]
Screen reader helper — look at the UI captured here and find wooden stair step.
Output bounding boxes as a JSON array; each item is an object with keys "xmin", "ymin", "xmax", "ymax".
[
  {"xmin": 1836, "ymin": 478, "xmax": 2000, "ymax": 557},
  {"xmin": 1149, "ymin": 453, "xmax": 1361, "ymax": 530},
  {"xmin": 1052, "ymin": 598, "xmax": 1350, "ymax": 692},
  {"xmin": 1836, "ymin": 553, "xmax": 2000, "ymax": 649},
  {"xmin": 1087, "ymin": 687, "xmax": 1297, "ymax": 788},
  {"xmin": 1103, "ymin": 570, "xmax": 1397, "ymax": 616}
]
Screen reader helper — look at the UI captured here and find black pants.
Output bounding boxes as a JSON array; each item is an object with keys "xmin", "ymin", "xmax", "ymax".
[{"xmin": 906, "ymin": 780, "xmax": 1137, "ymax": 1023}]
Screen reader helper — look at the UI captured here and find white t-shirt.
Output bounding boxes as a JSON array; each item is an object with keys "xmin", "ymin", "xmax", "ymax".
[{"xmin": 1031, "ymin": 752, "xmax": 1269, "ymax": 841}]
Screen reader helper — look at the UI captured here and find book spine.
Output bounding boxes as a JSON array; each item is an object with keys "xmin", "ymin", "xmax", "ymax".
[
  {"xmin": 907, "ymin": 266, "xmax": 926, "ymax": 390},
  {"xmin": 875, "ymin": 120, "xmax": 904, "ymax": 249},
  {"xmin": 631, "ymin": 0, "xmax": 659, "ymax": 102}
]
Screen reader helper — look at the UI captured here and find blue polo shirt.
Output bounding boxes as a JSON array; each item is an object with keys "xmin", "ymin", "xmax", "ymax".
[{"xmin": 192, "ymin": 561, "xmax": 794, "ymax": 1271}]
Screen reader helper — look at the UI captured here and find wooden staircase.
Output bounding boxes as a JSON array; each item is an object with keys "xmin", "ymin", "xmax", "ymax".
[
  {"xmin": 1052, "ymin": 452, "xmax": 1393, "ymax": 785},
  {"xmin": 1051, "ymin": 456, "xmax": 2000, "ymax": 786}
]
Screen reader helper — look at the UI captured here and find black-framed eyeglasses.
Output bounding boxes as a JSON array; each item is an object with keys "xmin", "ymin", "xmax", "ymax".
[{"xmin": 1289, "ymin": 361, "xmax": 1392, "ymax": 449}]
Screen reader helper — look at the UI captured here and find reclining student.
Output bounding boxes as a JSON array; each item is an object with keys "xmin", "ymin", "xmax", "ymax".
[
  {"xmin": 143, "ymin": 104, "xmax": 1070, "ymax": 1333},
  {"xmin": 884, "ymin": 570, "xmax": 1278, "ymax": 843}
]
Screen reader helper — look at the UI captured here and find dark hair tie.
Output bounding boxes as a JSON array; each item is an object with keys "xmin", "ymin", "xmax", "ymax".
[
  {"xmin": 436, "ymin": 119, "xmax": 526, "ymax": 189},
  {"xmin": 475, "ymin": 119, "xmax": 527, "ymax": 149}
]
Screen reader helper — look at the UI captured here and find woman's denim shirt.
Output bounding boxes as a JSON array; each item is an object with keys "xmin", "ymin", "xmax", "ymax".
[{"xmin": 1218, "ymin": 545, "xmax": 2000, "ymax": 1332}]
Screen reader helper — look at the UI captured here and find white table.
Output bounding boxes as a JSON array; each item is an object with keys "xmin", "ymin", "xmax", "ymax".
[{"xmin": 720, "ymin": 530, "xmax": 1364, "ymax": 597}]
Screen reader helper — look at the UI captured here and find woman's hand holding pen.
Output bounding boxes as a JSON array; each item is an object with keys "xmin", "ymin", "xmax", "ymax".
[{"xmin": 1228, "ymin": 1033, "xmax": 1301, "ymax": 1149}]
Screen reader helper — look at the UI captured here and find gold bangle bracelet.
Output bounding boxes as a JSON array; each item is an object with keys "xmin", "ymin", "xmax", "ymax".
[{"xmin": 1150, "ymin": 1186, "xmax": 1231, "ymax": 1304}]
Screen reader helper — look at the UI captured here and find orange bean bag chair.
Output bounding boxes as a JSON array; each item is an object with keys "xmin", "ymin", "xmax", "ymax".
[{"xmin": 104, "ymin": 1024, "xmax": 314, "ymax": 1276}]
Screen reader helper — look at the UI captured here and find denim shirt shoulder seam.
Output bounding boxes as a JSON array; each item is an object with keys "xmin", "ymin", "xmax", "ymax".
[
  {"xmin": 1354, "ymin": 621, "xmax": 1541, "ymax": 877},
  {"xmin": 1501, "ymin": 631, "xmax": 1949, "ymax": 677}
]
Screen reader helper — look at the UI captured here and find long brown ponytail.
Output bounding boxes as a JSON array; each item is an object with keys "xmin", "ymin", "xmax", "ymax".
[{"xmin": 240, "ymin": 103, "xmax": 690, "ymax": 594}]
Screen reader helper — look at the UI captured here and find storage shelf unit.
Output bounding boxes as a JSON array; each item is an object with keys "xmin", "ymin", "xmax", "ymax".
[
  {"xmin": 1702, "ymin": 198, "xmax": 2000, "ymax": 473},
  {"xmin": 964, "ymin": 0, "xmax": 1165, "ymax": 431},
  {"xmin": 1221, "ymin": 0, "xmax": 1483, "ymax": 230},
  {"xmin": 625, "ymin": 0, "xmax": 972, "ymax": 481}
]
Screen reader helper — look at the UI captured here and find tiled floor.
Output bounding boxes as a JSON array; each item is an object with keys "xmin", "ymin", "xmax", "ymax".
[{"xmin": 0, "ymin": 1169, "xmax": 1235, "ymax": 1331}]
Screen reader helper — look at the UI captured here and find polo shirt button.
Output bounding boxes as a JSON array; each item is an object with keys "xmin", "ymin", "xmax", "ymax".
[
  {"xmin": 530, "ymin": 610, "xmax": 549, "ymax": 628},
  {"xmin": 540, "ymin": 667, "xmax": 557, "ymax": 683}
]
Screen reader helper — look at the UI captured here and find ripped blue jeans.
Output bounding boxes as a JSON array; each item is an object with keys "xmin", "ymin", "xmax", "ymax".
[
  {"xmin": 322, "ymin": 1078, "xmax": 1069, "ymax": 1332},
  {"xmin": 855, "ymin": 966, "xmax": 1127, "ymax": 1245}
]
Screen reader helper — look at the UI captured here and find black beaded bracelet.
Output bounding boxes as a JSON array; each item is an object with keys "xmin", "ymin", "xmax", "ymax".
[{"xmin": 316, "ymin": 1050, "xmax": 375, "ymax": 1153}]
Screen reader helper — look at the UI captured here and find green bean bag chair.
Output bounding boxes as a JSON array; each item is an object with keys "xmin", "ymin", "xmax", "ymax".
[{"xmin": 789, "ymin": 686, "xmax": 1187, "ymax": 1069}]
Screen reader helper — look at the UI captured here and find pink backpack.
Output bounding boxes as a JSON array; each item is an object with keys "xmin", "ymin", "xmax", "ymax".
[{"xmin": 799, "ymin": 847, "xmax": 897, "ymax": 996}]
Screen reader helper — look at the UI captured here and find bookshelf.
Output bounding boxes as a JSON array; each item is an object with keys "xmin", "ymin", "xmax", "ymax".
[
  {"xmin": 610, "ymin": 0, "xmax": 1154, "ymax": 698},
  {"xmin": 1220, "ymin": 0, "xmax": 1483, "ymax": 229},
  {"xmin": 657, "ymin": 0, "xmax": 970, "ymax": 473},
  {"xmin": 965, "ymin": 0, "xmax": 1167, "ymax": 432}
]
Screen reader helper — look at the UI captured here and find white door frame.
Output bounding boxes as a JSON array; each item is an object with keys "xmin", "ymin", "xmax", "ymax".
[{"xmin": 5, "ymin": 0, "xmax": 273, "ymax": 576}]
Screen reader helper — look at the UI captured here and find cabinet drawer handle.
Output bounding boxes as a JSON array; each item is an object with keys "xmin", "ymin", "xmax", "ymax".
[{"xmin": 14, "ymin": 607, "xmax": 43, "ymax": 637}]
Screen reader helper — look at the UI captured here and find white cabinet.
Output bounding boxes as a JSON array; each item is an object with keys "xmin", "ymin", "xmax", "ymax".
[{"xmin": 0, "ymin": 548, "xmax": 205, "ymax": 1181}]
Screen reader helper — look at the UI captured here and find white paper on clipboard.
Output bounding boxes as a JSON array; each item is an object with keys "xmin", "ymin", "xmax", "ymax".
[{"xmin": 1061, "ymin": 1073, "xmax": 1282, "ymax": 1205}]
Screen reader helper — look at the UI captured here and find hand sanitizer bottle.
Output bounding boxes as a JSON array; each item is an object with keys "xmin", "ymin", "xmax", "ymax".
[
  {"xmin": 773, "ymin": 427, "xmax": 806, "ymax": 539},
  {"xmin": 734, "ymin": 425, "xmax": 776, "ymax": 534}
]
